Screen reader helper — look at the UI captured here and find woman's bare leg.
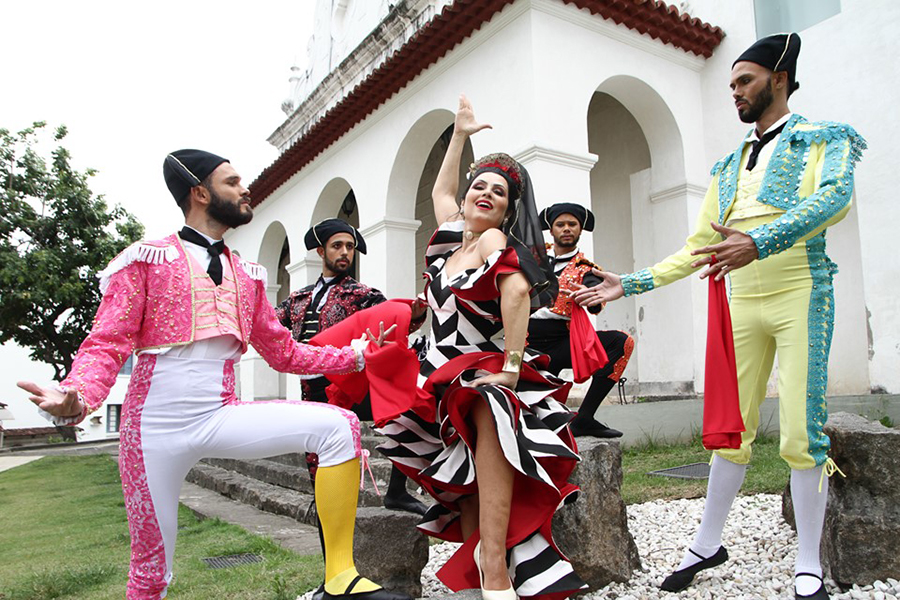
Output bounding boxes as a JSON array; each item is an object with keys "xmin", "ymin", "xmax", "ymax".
[
  {"xmin": 471, "ymin": 399, "xmax": 514, "ymax": 591},
  {"xmin": 459, "ymin": 494, "xmax": 480, "ymax": 541}
]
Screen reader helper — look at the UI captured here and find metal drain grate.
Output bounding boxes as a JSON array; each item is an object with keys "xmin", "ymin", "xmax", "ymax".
[
  {"xmin": 647, "ymin": 462, "xmax": 711, "ymax": 480},
  {"xmin": 201, "ymin": 553, "xmax": 264, "ymax": 569}
]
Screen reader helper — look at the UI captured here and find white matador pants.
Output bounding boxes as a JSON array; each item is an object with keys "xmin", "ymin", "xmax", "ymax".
[{"xmin": 119, "ymin": 354, "xmax": 360, "ymax": 599}]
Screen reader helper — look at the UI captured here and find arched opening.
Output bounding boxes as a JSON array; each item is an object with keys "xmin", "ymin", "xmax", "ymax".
[
  {"xmin": 312, "ymin": 178, "xmax": 361, "ymax": 280},
  {"xmin": 588, "ymin": 76, "xmax": 693, "ymax": 397},
  {"xmin": 255, "ymin": 220, "xmax": 291, "ymax": 399},
  {"xmin": 587, "ymin": 91, "xmax": 650, "ymax": 337},
  {"xmin": 413, "ymin": 125, "xmax": 474, "ymax": 294},
  {"xmin": 386, "ymin": 109, "xmax": 473, "ymax": 304}
]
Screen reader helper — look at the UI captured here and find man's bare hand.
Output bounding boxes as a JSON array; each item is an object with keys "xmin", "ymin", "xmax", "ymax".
[
  {"xmin": 410, "ymin": 298, "xmax": 428, "ymax": 320},
  {"xmin": 571, "ymin": 269, "xmax": 624, "ymax": 307},
  {"xmin": 691, "ymin": 222, "xmax": 759, "ymax": 281},
  {"xmin": 17, "ymin": 381, "xmax": 83, "ymax": 418},
  {"xmin": 364, "ymin": 322, "xmax": 398, "ymax": 347}
]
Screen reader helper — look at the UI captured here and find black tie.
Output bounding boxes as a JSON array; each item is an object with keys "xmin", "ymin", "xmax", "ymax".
[
  {"xmin": 179, "ymin": 227, "xmax": 226, "ymax": 285},
  {"xmin": 746, "ymin": 123, "xmax": 786, "ymax": 171},
  {"xmin": 311, "ymin": 275, "xmax": 341, "ymax": 311}
]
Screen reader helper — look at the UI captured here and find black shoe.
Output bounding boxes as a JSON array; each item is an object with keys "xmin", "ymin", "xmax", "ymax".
[
  {"xmin": 660, "ymin": 546, "xmax": 728, "ymax": 592},
  {"xmin": 322, "ymin": 576, "xmax": 412, "ymax": 600},
  {"xmin": 383, "ymin": 492, "xmax": 429, "ymax": 516},
  {"xmin": 569, "ymin": 418, "xmax": 623, "ymax": 438},
  {"xmin": 795, "ymin": 572, "xmax": 829, "ymax": 600},
  {"xmin": 312, "ymin": 584, "xmax": 325, "ymax": 600}
]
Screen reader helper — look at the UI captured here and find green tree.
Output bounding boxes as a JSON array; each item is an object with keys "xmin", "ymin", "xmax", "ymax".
[{"xmin": 0, "ymin": 122, "xmax": 143, "ymax": 381}]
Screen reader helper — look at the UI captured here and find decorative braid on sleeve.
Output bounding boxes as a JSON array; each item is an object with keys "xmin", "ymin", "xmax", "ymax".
[
  {"xmin": 749, "ymin": 125, "xmax": 866, "ymax": 260},
  {"xmin": 621, "ymin": 268, "xmax": 655, "ymax": 297}
]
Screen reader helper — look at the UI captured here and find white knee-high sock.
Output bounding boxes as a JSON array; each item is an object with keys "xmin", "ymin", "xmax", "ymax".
[
  {"xmin": 677, "ymin": 455, "xmax": 747, "ymax": 571},
  {"xmin": 791, "ymin": 465, "xmax": 827, "ymax": 596}
]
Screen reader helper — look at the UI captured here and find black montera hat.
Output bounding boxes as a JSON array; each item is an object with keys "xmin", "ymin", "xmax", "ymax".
[
  {"xmin": 539, "ymin": 202, "xmax": 595, "ymax": 232},
  {"xmin": 734, "ymin": 33, "xmax": 801, "ymax": 94},
  {"xmin": 304, "ymin": 218, "xmax": 367, "ymax": 254},
  {"xmin": 163, "ymin": 149, "xmax": 229, "ymax": 203}
]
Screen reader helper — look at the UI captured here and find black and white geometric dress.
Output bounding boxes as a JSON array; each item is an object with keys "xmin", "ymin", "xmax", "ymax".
[{"xmin": 377, "ymin": 221, "xmax": 587, "ymax": 599}]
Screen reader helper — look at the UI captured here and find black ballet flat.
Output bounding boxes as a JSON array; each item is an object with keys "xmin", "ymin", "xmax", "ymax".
[
  {"xmin": 383, "ymin": 492, "xmax": 429, "ymax": 516},
  {"xmin": 795, "ymin": 572, "xmax": 829, "ymax": 600},
  {"xmin": 323, "ymin": 576, "xmax": 412, "ymax": 600},
  {"xmin": 569, "ymin": 419, "xmax": 623, "ymax": 438},
  {"xmin": 660, "ymin": 546, "xmax": 728, "ymax": 592}
]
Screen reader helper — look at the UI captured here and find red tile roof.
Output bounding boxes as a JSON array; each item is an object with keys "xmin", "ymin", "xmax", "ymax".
[{"xmin": 249, "ymin": 0, "xmax": 723, "ymax": 206}]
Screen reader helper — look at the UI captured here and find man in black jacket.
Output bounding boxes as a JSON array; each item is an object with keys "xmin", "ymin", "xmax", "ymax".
[{"xmin": 276, "ymin": 218, "xmax": 427, "ymax": 515}]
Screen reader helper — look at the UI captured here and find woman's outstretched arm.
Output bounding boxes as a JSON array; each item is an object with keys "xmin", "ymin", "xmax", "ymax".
[{"xmin": 432, "ymin": 95, "xmax": 491, "ymax": 226}]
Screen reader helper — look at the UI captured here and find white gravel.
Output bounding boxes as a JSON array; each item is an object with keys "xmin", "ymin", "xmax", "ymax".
[{"xmin": 417, "ymin": 494, "xmax": 900, "ymax": 600}]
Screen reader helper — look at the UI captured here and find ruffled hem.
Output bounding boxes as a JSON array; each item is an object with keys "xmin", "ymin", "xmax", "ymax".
[{"xmin": 377, "ymin": 353, "xmax": 586, "ymax": 599}]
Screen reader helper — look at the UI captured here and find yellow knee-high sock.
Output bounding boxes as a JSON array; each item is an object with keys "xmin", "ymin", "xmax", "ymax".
[{"xmin": 316, "ymin": 458, "xmax": 380, "ymax": 595}]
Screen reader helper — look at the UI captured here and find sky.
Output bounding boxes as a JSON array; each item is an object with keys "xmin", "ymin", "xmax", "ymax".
[
  {"xmin": 0, "ymin": 0, "xmax": 318, "ymax": 427},
  {"xmin": 1, "ymin": 0, "xmax": 317, "ymax": 239}
]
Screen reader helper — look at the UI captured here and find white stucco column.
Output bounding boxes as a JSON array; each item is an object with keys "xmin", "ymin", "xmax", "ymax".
[
  {"xmin": 286, "ymin": 253, "xmax": 323, "ymax": 291},
  {"xmin": 359, "ymin": 216, "xmax": 422, "ymax": 298}
]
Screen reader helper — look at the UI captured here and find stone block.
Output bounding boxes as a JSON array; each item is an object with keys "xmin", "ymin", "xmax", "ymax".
[
  {"xmin": 782, "ymin": 412, "xmax": 900, "ymax": 585},
  {"xmin": 353, "ymin": 506, "xmax": 429, "ymax": 599},
  {"xmin": 552, "ymin": 438, "xmax": 641, "ymax": 590}
]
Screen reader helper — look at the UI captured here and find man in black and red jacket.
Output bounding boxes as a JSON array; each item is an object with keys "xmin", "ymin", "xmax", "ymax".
[
  {"xmin": 528, "ymin": 203, "xmax": 634, "ymax": 438},
  {"xmin": 276, "ymin": 218, "xmax": 427, "ymax": 515}
]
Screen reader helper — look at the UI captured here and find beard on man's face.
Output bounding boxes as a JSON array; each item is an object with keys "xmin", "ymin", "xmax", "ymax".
[
  {"xmin": 207, "ymin": 188, "xmax": 253, "ymax": 228},
  {"xmin": 324, "ymin": 254, "xmax": 352, "ymax": 276},
  {"xmin": 738, "ymin": 77, "xmax": 774, "ymax": 124},
  {"xmin": 553, "ymin": 232, "xmax": 579, "ymax": 250}
]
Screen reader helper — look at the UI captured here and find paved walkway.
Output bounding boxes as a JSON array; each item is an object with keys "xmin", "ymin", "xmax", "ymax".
[{"xmin": 0, "ymin": 454, "xmax": 44, "ymax": 473}]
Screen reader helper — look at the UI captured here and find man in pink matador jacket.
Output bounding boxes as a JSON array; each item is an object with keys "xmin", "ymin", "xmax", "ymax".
[{"xmin": 17, "ymin": 149, "xmax": 411, "ymax": 600}]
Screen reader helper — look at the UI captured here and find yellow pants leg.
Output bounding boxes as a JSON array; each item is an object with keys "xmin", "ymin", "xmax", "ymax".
[
  {"xmin": 715, "ymin": 279, "xmax": 777, "ymax": 465},
  {"xmin": 316, "ymin": 458, "xmax": 381, "ymax": 595},
  {"xmin": 720, "ymin": 216, "xmax": 834, "ymax": 470}
]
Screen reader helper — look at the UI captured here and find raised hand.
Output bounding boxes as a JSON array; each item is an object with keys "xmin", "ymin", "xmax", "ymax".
[
  {"xmin": 364, "ymin": 322, "xmax": 398, "ymax": 347},
  {"xmin": 690, "ymin": 221, "xmax": 759, "ymax": 281},
  {"xmin": 17, "ymin": 381, "xmax": 83, "ymax": 418},
  {"xmin": 454, "ymin": 94, "xmax": 492, "ymax": 138},
  {"xmin": 571, "ymin": 269, "xmax": 624, "ymax": 307}
]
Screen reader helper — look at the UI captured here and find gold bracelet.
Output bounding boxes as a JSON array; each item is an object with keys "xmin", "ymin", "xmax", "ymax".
[{"xmin": 502, "ymin": 349, "xmax": 523, "ymax": 374}]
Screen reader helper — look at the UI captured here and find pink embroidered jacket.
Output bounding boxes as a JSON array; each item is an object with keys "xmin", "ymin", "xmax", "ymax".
[{"xmin": 61, "ymin": 233, "xmax": 361, "ymax": 421}]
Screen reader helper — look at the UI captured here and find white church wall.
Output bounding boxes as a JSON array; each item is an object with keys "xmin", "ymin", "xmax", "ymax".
[{"xmin": 692, "ymin": 0, "xmax": 895, "ymax": 394}]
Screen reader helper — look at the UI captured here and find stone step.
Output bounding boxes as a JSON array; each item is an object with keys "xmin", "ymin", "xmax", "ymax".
[
  {"xmin": 186, "ymin": 461, "xmax": 317, "ymax": 525},
  {"xmin": 200, "ymin": 456, "xmax": 389, "ymax": 508}
]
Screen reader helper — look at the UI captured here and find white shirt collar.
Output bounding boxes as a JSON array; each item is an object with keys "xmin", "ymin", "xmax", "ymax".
[
  {"xmin": 183, "ymin": 225, "xmax": 222, "ymax": 245},
  {"xmin": 755, "ymin": 112, "xmax": 793, "ymax": 140}
]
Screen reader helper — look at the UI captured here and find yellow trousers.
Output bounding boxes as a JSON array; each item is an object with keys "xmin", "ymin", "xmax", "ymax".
[{"xmin": 715, "ymin": 216, "xmax": 835, "ymax": 470}]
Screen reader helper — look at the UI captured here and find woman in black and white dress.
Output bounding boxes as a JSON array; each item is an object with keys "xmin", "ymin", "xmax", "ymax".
[{"xmin": 378, "ymin": 96, "xmax": 585, "ymax": 600}]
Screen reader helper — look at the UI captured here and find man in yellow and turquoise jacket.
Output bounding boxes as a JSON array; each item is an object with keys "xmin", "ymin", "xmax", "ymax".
[{"xmin": 575, "ymin": 33, "xmax": 865, "ymax": 600}]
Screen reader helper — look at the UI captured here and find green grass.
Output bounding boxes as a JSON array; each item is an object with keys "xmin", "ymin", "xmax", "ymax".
[
  {"xmin": 0, "ymin": 455, "xmax": 322, "ymax": 600},
  {"xmin": 620, "ymin": 432, "xmax": 790, "ymax": 505}
]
